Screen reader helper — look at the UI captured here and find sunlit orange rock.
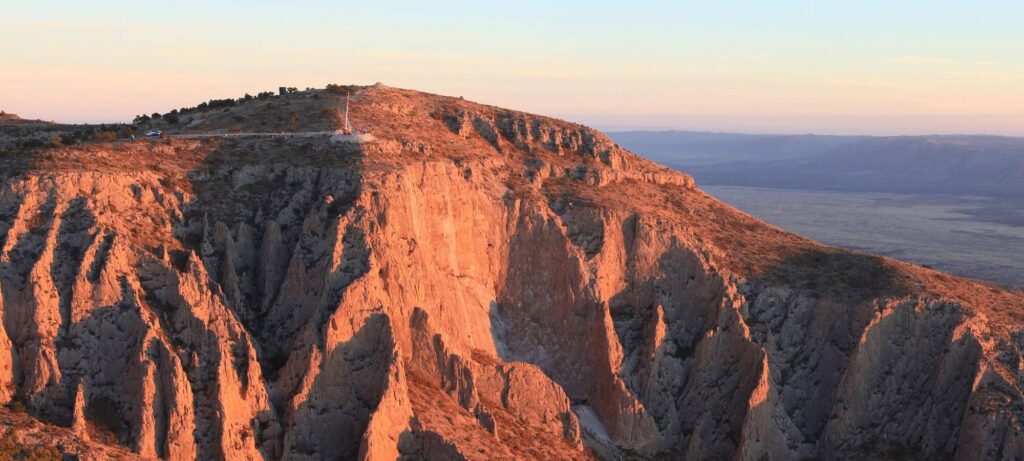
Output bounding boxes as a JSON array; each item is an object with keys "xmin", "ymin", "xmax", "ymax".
[{"xmin": 0, "ymin": 85, "xmax": 1021, "ymax": 460}]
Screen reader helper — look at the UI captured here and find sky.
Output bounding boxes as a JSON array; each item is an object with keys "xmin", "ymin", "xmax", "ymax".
[{"xmin": 2, "ymin": 1, "xmax": 1024, "ymax": 135}]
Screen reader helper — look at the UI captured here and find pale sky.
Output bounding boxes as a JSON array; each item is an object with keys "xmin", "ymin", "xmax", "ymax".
[{"xmin": 3, "ymin": 1, "xmax": 1024, "ymax": 135}]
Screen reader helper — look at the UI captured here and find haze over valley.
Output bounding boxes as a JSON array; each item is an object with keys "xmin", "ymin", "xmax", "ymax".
[
  {"xmin": 5, "ymin": 2, "xmax": 1024, "ymax": 460},
  {"xmin": 611, "ymin": 130, "xmax": 1024, "ymax": 288}
]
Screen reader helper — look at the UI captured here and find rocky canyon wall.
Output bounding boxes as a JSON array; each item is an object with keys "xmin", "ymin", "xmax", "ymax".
[{"xmin": 0, "ymin": 86, "xmax": 1023, "ymax": 460}]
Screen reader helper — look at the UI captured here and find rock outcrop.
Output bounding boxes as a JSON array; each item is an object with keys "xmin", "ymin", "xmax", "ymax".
[{"xmin": 0, "ymin": 85, "xmax": 1023, "ymax": 460}]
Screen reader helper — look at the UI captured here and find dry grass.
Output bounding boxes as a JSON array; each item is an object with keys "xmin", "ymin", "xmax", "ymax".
[
  {"xmin": 5, "ymin": 83, "xmax": 1021, "ymax": 334},
  {"xmin": 0, "ymin": 407, "xmax": 142, "ymax": 460},
  {"xmin": 143, "ymin": 90, "xmax": 344, "ymax": 134},
  {"xmin": 406, "ymin": 373, "xmax": 594, "ymax": 460}
]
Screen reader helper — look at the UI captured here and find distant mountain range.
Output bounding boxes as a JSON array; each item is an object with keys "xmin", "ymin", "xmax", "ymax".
[{"xmin": 609, "ymin": 131, "xmax": 1024, "ymax": 197}]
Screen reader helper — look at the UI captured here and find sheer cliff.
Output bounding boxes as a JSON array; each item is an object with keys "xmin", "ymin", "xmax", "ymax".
[{"xmin": 1, "ymin": 85, "xmax": 1023, "ymax": 460}]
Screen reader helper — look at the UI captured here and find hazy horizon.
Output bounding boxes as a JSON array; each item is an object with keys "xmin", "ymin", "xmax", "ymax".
[
  {"xmin": 15, "ymin": 107, "xmax": 1024, "ymax": 138},
  {"xmin": 4, "ymin": 1, "xmax": 1024, "ymax": 136},
  {"xmin": 582, "ymin": 114, "xmax": 1024, "ymax": 137}
]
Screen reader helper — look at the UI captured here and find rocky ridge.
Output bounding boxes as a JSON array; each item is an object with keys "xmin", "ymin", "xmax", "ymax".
[{"xmin": 0, "ymin": 85, "xmax": 1022, "ymax": 460}]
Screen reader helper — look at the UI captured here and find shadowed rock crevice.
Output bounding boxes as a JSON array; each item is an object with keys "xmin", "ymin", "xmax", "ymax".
[
  {"xmin": 51, "ymin": 196, "xmax": 98, "ymax": 335},
  {"xmin": 171, "ymin": 137, "xmax": 366, "ymax": 378},
  {"xmin": 732, "ymin": 250, "xmax": 994, "ymax": 459},
  {"xmin": 283, "ymin": 313, "xmax": 396, "ymax": 460},
  {"xmin": 0, "ymin": 85, "xmax": 1022, "ymax": 460},
  {"xmin": 0, "ymin": 190, "xmax": 59, "ymax": 403},
  {"xmin": 86, "ymin": 232, "xmax": 115, "ymax": 283}
]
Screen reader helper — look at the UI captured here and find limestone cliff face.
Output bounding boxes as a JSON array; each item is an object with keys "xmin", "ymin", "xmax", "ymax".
[{"xmin": 1, "ymin": 85, "xmax": 1023, "ymax": 460}]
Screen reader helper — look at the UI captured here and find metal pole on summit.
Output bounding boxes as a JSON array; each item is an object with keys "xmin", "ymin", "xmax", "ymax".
[{"xmin": 344, "ymin": 93, "xmax": 352, "ymax": 135}]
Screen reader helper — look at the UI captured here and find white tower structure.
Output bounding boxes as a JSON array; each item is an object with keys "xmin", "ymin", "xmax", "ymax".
[{"xmin": 343, "ymin": 93, "xmax": 352, "ymax": 135}]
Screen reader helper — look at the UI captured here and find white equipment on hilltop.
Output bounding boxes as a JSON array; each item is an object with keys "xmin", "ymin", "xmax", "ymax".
[
  {"xmin": 332, "ymin": 91, "xmax": 374, "ymax": 144},
  {"xmin": 343, "ymin": 93, "xmax": 352, "ymax": 135}
]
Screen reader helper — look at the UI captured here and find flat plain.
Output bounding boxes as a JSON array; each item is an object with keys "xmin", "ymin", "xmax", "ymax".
[{"xmin": 705, "ymin": 186, "xmax": 1024, "ymax": 288}]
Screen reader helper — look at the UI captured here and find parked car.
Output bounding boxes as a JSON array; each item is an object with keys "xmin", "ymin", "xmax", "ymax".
[{"xmin": 145, "ymin": 130, "xmax": 162, "ymax": 137}]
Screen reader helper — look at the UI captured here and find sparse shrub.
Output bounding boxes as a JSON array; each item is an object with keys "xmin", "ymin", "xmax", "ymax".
[
  {"xmin": 163, "ymin": 113, "xmax": 179, "ymax": 124},
  {"xmin": 206, "ymin": 98, "xmax": 236, "ymax": 109},
  {"xmin": 17, "ymin": 138, "xmax": 46, "ymax": 149},
  {"xmin": 58, "ymin": 130, "xmax": 88, "ymax": 146},
  {"xmin": 326, "ymin": 83, "xmax": 358, "ymax": 95},
  {"xmin": 8, "ymin": 398, "xmax": 27, "ymax": 413},
  {"xmin": 0, "ymin": 429, "xmax": 62, "ymax": 461},
  {"xmin": 165, "ymin": 87, "xmax": 296, "ymax": 117},
  {"xmin": 0, "ymin": 428, "xmax": 61, "ymax": 461},
  {"xmin": 92, "ymin": 130, "xmax": 117, "ymax": 142}
]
